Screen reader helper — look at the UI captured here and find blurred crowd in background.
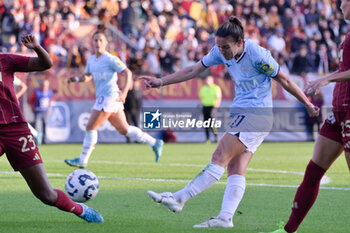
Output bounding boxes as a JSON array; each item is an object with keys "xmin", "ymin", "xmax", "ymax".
[{"xmin": 0, "ymin": 0, "xmax": 346, "ymax": 79}]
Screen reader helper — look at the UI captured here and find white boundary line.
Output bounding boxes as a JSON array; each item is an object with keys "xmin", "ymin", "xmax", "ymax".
[
  {"xmin": 51, "ymin": 160, "xmax": 332, "ymax": 185},
  {"xmin": 0, "ymin": 170, "xmax": 347, "ymax": 190}
]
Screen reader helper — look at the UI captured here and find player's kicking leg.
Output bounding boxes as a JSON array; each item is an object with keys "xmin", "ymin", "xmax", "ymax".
[
  {"xmin": 147, "ymin": 191, "xmax": 184, "ymax": 213},
  {"xmin": 147, "ymin": 161, "xmax": 225, "ymax": 213},
  {"xmin": 20, "ymin": 163, "xmax": 103, "ymax": 222}
]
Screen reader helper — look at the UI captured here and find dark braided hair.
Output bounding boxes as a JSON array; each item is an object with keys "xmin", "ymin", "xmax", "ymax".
[{"xmin": 215, "ymin": 16, "xmax": 244, "ymax": 42}]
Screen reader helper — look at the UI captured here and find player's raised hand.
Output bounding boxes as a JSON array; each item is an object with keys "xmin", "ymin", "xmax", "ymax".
[
  {"xmin": 21, "ymin": 34, "xmax": 40, "ymax": 49},
  {"xmin": 139, "ymin": 76, "xmax": 162, "ymax": 89},
  {"xmin": 305, "ymin": 78, "xmax": 328, "ymax": 96}
]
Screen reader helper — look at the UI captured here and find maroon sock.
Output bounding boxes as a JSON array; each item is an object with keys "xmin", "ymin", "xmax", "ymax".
[
  {"xmin": 284, "ymin": 160, "xmax": 326, "ymax": 232},
  {"xmin": 54, "ymin": 189, "xmax": 83, "ymax": 215}
]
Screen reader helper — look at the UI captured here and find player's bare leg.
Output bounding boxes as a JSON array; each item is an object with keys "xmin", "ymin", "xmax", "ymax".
[
  {"xmin": 148, "ymin": 133, "xmax": 245, "ymax": 216},
  {"xmin": 109, "ymin": 110, "xmax": 163, "ymax": 162},
  {"xmin": 194, "ymin": 151, "xmax": 252, "ymax": 228},
  {"xmin": 65, "ymin": 110, "xmax": 111, "ymax": 168},
  {"xmin": 271, "ymin": 135, "xmax": 343, "ymax": 233},
  {"xmin": 19, "ymin": 163, "xmax": 103, "ymax": 222}
]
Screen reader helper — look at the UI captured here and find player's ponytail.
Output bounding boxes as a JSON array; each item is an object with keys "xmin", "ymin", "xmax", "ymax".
[
  {"xmin": 92, "ymin": 27, "xmax": 107, "ymax": 40},
  {"xmin": 215, "ymin": 16, "xmax": 244, "ymax": 42}
]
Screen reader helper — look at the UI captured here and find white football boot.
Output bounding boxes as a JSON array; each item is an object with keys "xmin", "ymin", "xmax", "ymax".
[
  {"xmin": 193, "ymin": 217, "xmax": 234, "ymax": 228},
  {"xmin": 147, "ymin": 191, "xmax": 184, "ymax": 213}
]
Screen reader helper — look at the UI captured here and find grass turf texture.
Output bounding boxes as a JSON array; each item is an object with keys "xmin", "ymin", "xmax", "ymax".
[{"xmin": 0, "ymin": 142, "xmax": 349, "ymax": 233}]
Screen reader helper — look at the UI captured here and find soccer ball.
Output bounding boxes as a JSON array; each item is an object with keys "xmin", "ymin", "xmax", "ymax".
[{"xmin": 65, "ymin": 169, "xmax": 99, "ymax": 202}]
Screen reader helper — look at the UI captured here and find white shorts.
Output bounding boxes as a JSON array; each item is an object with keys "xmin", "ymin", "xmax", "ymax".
[
  {"xmin": 92, "ymin": 95, "xmax": 124, "ymax": 113},
  {"xmin": 227, "ymin": 112, "xmax": 273, "ymax": 153}
]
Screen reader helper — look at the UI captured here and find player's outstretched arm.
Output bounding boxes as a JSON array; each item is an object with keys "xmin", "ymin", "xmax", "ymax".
[
  {"xmin": 274, "ymin": 69, "xmax": 320, "ymax": 117},
  {"xmin": 305, "ymin": 70, "xmax": 350, "ymax": 96},
  {"xmin": 140, "ymin": 61, "xmax": 207, "ymax": 89},
  {"xmin": 21, "ymin": 34, "xmax": 53, "ymax": 72}
]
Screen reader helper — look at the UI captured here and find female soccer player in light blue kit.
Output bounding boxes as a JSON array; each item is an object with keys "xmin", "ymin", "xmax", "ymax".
[
  {"xmin": 64, "ymin": 31, "xmax": 163, "ymax": 168},
  {"xmin": 142, "ymin": 17, "xmax": 319, "ymax": 228}
]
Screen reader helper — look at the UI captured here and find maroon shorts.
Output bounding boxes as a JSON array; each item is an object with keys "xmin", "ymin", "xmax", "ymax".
[
  {"xmin": 0, "ymin": 122, "xmax": 42, "ymax": 171},
  {"xmin": 319, "ymin": 110, "xmax": 350, "ymax": 152}
]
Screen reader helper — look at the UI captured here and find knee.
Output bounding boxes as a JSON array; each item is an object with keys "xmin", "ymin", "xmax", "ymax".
[
  {"xmin": 211, "ymin": 144, "xmax": 227, "ymax": 167},
  {"xmin": 86, "ymin": 124, "xmax": 93, "ymax": 131},
  {"xmin": 34, "ymin": 189, "xmax": 57, "ymax": 206},
  {"xmin": 118, "ymin": 126, "xmax": 129, "ymax": 135},
  {"xmin": 227, "ymin": 163, "xmax": 246, "ymax": 176}
]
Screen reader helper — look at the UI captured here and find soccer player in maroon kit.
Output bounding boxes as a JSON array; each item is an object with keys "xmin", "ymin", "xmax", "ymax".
[
  {"xmin": 270, "ymin": 1, "xmax": 350, "ymax": 232},
  {"xmin": 0, "ymin": 34, "xmax": 103, "ymax": 222}
]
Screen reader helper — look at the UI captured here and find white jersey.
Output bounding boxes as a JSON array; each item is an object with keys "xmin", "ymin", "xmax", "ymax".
[
  {"xmin": 85, "ymin": 52, "xmax": 127, "ymax": 98},
  {"xmin": 201, "ymin": 39, "xmax": 279, "ymax": 108}
]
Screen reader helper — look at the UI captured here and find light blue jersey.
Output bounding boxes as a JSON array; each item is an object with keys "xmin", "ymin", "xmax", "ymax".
[
  {"xmin": 202, "ymin": 39, "xmax": 279, "ymax": 108},
  {"xmin": 85, "ymin": 52, "xmax": 126, "ymax": 98}
]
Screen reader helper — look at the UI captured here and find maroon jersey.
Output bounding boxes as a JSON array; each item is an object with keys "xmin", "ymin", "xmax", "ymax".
[
  {"xmin": 332, "ymin": 32, "xmax": 350, "ymax": 110},
  {"xmin": 0, "ymin": 53, "xmax": 30, "ymax": 124}
]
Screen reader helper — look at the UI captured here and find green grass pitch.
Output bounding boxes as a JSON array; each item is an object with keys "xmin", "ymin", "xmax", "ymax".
[{"xmin": 0, "ymin": 142, "xmax": 349, "ymax": 233}]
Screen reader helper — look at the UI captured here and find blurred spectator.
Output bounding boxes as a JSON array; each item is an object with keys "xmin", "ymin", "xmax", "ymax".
[
  {"xmin": 159, "ymin": 48, "xmax": 175, "ymax": 74},
  {"xmin": 322, "ymin": 30, "xmax": 336, "ymax": 50},
  {"xmin": 306, "ymin": 40, "xmax": 321, "ymax": 73},
  {"xmin": 67, "ymin": 44, "xmax": 82, "ymax": 68},
  {"xmin": 72, "ymin": 0, "xmax": 90, "ymax": 20},
  {"xmin": 29, "ymin": 79, "xmax": 54, "ymax": 145},
  {"xmin": 267, "ymin": 5, "xmax": 281, "ymax": 29},
  {"xmin": 267, "ymin": 28, "xmax": 285, "ymax": 53},
  {"xmin": 304, "ymin": 21, "xmax": 322, "ymax": 40},
  {"xmin": 305, "ymin": 4, "xmax": 319, "ymax": 24},
  {"xmin": 291, "ymin": 45, "xmax": 309, "ymax": 75},
  {"xmin": 276, "ymin": 53, "xmax": 290, "ymax": 76},
  {"xmin": 318, "ymin": 43, "xmax": 330, "ymax": 74},
  {"xmin": 0, "ymin": 0, "xmax": 345, "ymax": 80},
  {"xmin": 120, "ymin": 0, "xmax": 140, "ymax": 38},
  {"xmin": 129, "ymin": 50, "xmax": 144, "ymax": 74},
  {"xmin": 259, "ymin": 0, "xmax": 274, "ymax": 11},
  {"xmin": 5, "ymin": 34, "xmax": 19, "ymax": 52},
  {"xmin": 294, "ymin": 6, "xmax": 306, "ymax": 28},
  {"xmin": 164, "ymin": 15, "xmax": 181, "ymax": 50},
  {"xmin": 146, "ymin": 47, "xmax": 161, "ymax": 77},
  {"xmin": 59, "ymin": 1, "xmax": 73, "ymax": 20},
  {"xmin": 290, "ymin": 29, "xmax": 307, "ymax": 53},
  {"xmin": 66, "ymin": 13, "xmax": 80, "ymax": 31},
  {"xmin": 43, "ymin": 28, "xmax": 57, "ymax": 50}
]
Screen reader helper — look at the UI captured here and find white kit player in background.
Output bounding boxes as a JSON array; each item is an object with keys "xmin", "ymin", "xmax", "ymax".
[
  {"xmin": 64, "ymin": 30, "xmax": 163, "ymax": 169},
  {"xmin": 13, "ymin": 76, "xmax": 42, "ymax": 145},
  {"xmin": 141, "ymin": 16, "xmax": 319, "ymax": 228}
]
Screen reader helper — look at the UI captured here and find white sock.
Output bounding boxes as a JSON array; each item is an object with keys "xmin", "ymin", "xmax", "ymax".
[
  {"xmin": 79, "ymin": 130, "xmax": 98, "ymax": 164},
  {"xmin": 218, "ymin": 174, "xmax": 246, "ymax": 222},
  {"xmin": 173, "ymin": 162, "xmax": 225, "ymax": 204},
  {"xmin": 27, "ymin": 123, "xmax": 38, "ymax": 137},
  {"xmin": 126, "ymin": 126, "xmax": 156, "ymax": 146}
]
